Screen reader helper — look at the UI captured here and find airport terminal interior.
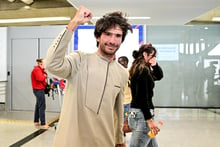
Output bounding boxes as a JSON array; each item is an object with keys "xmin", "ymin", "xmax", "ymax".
[{"xmin": 0, "ymin": 0, "xmax": 220, "ymax": 147}]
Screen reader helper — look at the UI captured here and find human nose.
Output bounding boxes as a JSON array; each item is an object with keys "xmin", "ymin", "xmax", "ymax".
[{"xmin": 109, "ymin": 35, "xmax": 117, "ymax": 43}]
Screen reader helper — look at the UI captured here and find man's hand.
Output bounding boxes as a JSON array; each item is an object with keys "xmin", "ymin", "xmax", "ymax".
[
  {"xmin": 74, "ymin": 6, "xmax": 92, "ymax": 24},
  {"xmin": 67, "ymin": 6, "xmax": 92, "ymax": 31}
]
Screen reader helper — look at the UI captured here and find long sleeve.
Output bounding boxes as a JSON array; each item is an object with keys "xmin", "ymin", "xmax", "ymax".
[
  {"xmin": 31, "ymin": 66, "xmax": 47, "ymax": 89},
  {"xmin": 130, "ymin": 68, "xmax": 153, "ymax": 120},
  {"xmin": 44, "ymin": 29, "xmax": 75, "ymax": 79},
  {"xmin": 114, "ymin": 68, "xmax": 129, "ymax": 144},
  {"xmin": 114, "ymin": 90, "xmax": 125, "ymax": 144},
  {"xmin": 152, "ymin": 63, "xmax": 164, "ymax": 81}
]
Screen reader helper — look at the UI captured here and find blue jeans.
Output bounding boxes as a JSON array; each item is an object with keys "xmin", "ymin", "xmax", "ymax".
[
  {"xmin": 128, "ymin": 108, "xmax": 158, "ymax": 147},
  {"xmin": 33, "ymin": 89, "xmax": 46, "ymax": 125}
]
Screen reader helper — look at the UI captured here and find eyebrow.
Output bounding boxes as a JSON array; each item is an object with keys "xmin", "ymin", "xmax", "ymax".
[{"xmin": 104, "ymin": 31, "xmax": 122, "ymax": 36}]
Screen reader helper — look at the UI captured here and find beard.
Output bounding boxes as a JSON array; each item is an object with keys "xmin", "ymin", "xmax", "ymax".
[{"xmin": 99, "ymin": 42, "xmax": 119, "ymax": 56}]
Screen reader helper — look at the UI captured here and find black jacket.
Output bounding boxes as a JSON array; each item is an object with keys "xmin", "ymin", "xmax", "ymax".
[{"xmin": 130, "ymin": 63, "xmax": 163, "ymax": 120}]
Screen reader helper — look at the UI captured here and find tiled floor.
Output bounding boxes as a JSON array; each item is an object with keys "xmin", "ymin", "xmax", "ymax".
[
  {"xmin": 0, "ymin": 109, "xmax": 59, "ymax": 147},
  {"xmin": 0, "ymin": 107, "xmax": 220, "ymax": 147}
]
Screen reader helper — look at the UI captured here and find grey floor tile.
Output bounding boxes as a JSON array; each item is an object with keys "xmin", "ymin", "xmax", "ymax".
[{"xmin": 1, "ymin": 108, "xmax": 220, "ymax": 147}]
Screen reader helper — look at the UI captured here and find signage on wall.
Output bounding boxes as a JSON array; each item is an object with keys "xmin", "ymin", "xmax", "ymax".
[
  {"xmin": 154, "ymin": 44, "xmax": 179, "ymax": 61},
  {"xmin": 72, "ymin": 25, "xmax": 145, "ymax": 68}
]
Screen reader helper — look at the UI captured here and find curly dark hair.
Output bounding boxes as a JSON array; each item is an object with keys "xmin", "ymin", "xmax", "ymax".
[{"xmin": 94, "ymin": 11, "xmax": 133, "ymax": 47}]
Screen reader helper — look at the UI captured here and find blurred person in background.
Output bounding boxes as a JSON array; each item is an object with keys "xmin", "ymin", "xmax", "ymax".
[{"xmin": 31, "ymin": 58, "xmax": 49, "ymax": 129}]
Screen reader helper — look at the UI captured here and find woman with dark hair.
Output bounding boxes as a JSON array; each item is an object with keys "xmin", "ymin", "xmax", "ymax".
[{"xmin": 128, "ymin": 43, "xmax": 163, "ymax": 147}]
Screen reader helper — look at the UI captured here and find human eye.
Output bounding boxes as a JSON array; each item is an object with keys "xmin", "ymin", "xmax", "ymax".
[
  {"xmin": 116, "ymin": 34, "xmax": 122, "ymax": 38},
  {"xmin": 104, "ymin": 32, "xmax": 111, "ymax": 36}
]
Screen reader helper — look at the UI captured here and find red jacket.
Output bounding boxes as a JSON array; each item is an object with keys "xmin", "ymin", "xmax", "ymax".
[{"xmin": 31, "ymin": 65, "xmax": 47, "ymax": 90}]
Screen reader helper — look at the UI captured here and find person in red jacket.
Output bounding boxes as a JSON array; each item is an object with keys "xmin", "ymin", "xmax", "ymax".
[{"xmin": 31, "ymin": 58, "xmax": 49, "ymax": 129}]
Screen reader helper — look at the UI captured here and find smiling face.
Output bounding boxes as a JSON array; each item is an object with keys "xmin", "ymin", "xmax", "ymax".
[{"xmin": 96, "ymin": 25, "xmax": 123, "ymax": 61}]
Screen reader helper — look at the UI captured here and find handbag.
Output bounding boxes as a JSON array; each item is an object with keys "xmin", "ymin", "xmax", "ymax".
[
  {"xmin": 123, "ymin": 115, "xmax": 132, "ymax": 133},
  {"xmin": 44, "ymin": 84, "xmax": 50, "ymax": 95},
  {"xmin": 43, "ymin": 78, "xmax": 51, "ymax": 96}
]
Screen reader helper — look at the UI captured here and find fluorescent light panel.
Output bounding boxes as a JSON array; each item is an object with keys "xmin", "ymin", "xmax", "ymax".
[
  {"xmin": 212, "ymin": 17, "xmax": 220, "ymax": 21},
  {"xmin": 0, "ymin": 17, "xmax": 71, "ymax": 23},
  {"xmin": 20, "ymin": 0, "xmax": 34, "ymax": 5},
  {"xmin": 0, "ymin": 16, "xmax": 150, "ymax": 24}
]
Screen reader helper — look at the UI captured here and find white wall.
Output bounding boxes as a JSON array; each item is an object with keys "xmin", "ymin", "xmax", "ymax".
[
  {"xmin": 0, "ymin": 27, "xmax": 7, "ymax": 103},
  {"xmin": 0, "ymin": 27, "xmax": 7, "ymax": 81},
  {"xmin": 7, "ymin": 25, "xmax": 68, "ymax": 111}
]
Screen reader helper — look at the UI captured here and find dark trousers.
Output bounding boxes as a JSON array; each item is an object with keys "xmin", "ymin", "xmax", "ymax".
[{"xmin": 33, "ymin": 89, "xmax": 46, "ymax": 125}]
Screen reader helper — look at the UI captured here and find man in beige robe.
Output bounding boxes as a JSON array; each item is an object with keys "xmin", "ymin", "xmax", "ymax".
[{"xmin": 45, "ymin": 6, "xmax": 132, "ymax": 147}]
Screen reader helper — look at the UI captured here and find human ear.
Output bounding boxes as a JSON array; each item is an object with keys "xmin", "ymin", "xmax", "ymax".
[{"xmin": 96, "ymin": 37, "xmax": 100, "ymax": 42}]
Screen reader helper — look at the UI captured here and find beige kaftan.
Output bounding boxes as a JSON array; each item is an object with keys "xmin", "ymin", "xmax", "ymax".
[{"xmin": 45, "ymin": 29, "xmax": 128, "ymax": 147}]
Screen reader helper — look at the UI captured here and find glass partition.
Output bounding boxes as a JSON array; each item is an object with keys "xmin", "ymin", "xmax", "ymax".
[{"xmin": 146, "ymin": 25, "xmax": 220, "ymax": 108}]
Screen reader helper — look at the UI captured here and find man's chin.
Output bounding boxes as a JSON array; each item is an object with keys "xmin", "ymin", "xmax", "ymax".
[
  {"xmin": 109, "ymin": 52, "xmax": 116, "ymax": 56},
  {"xmin": 108, "ymin": 49, "xmax": 118, "ymax": 54}
]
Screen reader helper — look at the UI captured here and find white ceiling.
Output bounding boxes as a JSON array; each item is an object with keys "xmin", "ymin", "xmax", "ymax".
[
  {"xmin": 68, "ymin": 0, "xmax": 220, "ymax": 25},
  {"xmin": 0, "ymin": 0, "xmax": 219, "ymax": 26}
]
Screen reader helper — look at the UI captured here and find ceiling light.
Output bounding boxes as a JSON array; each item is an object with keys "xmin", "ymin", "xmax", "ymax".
[
  {"xmin": 200, "ymin": 38, "xmax": 204, "ymax": 41},
  {"xmin": 0, "ymin": 17, "xmax": 71, "ymax": 24},
  {"xmin": 8, "ymin": 0, "xmax": 16, "ymax": 2},
  {"xmin": 212, "ymin": 17, "xmax": 220, "ymax": 22},
  {"xmin": 24, "ymin": 5, "xmax": 31, "ymax": 9},
  {"xmin": 20, "ymin": 0, "xmax": 34, "ymax": 5}
]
